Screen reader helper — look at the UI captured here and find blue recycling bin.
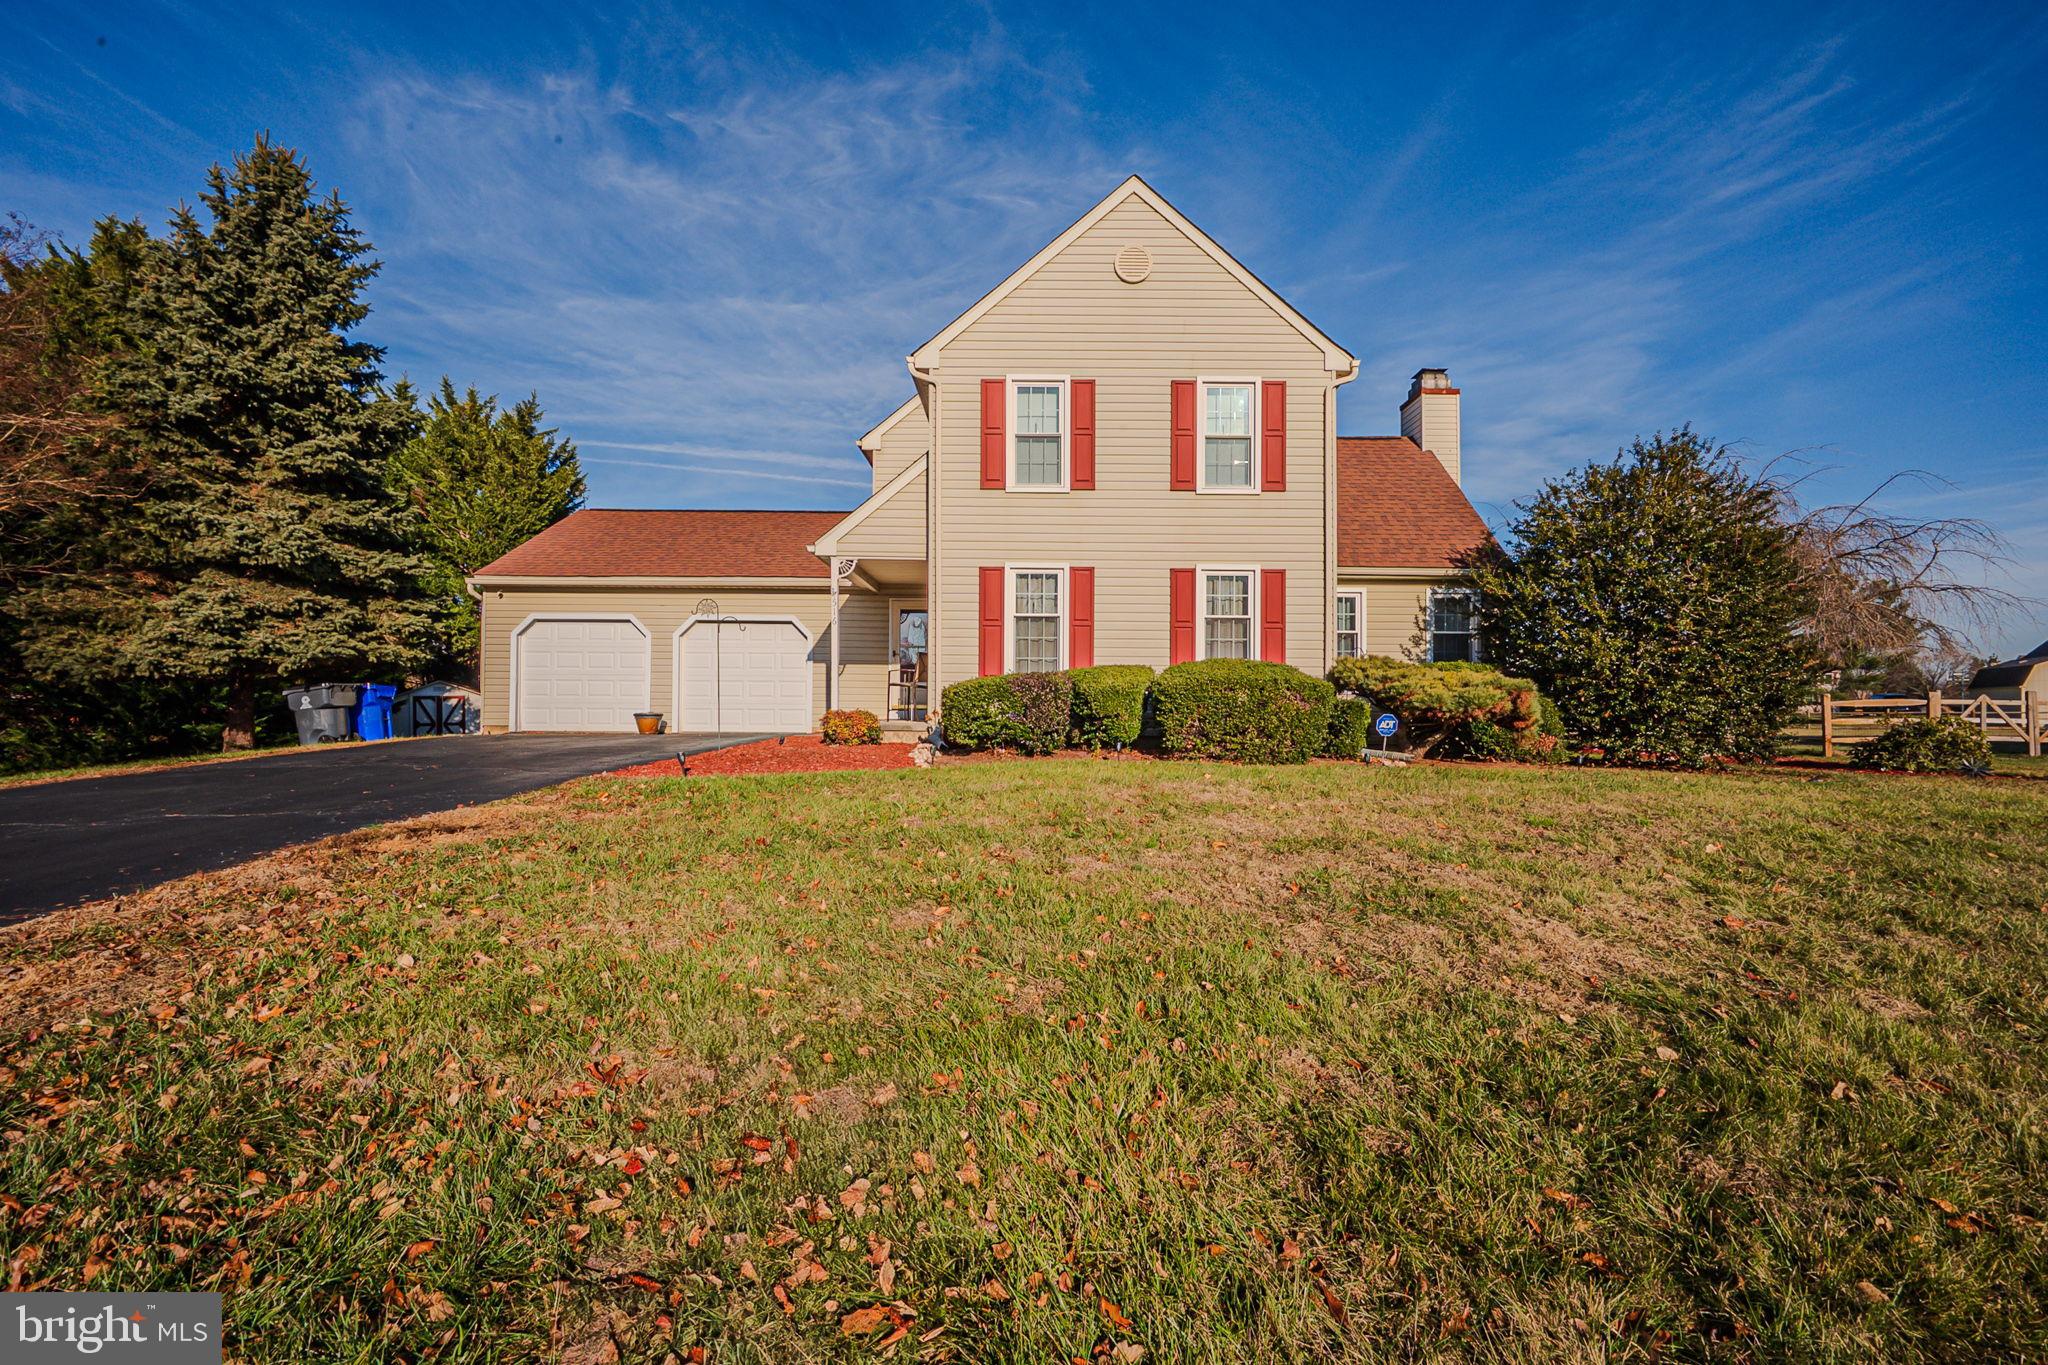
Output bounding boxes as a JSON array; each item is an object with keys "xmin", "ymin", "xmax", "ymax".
[{"xmin": 353, "ymin": 684, "xmax": 398, "ymax": 740}]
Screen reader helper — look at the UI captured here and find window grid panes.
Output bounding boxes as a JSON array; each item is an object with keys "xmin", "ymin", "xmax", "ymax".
[
  {"xmin": 1013, "ymin": 571, "xmax": 1062, "ymax": 672},
  {"xmin": 1335, "ymin": 594, "xmax": 1361, "ymax": 657},
  {"xmin": 1204, "ymin": 573, "xmax": 1252, "ymax": 659},
  {"xmin": 1014, "ymin": 384, "xmax": 1063, "ymax": 486},
  {"xmin": 1203, "ymin": 384, "xmax": 1254, "ymax": 488},
  {"xmin": 1430, "ymin": 590, "xmax": 1477, "ymax": 662}
]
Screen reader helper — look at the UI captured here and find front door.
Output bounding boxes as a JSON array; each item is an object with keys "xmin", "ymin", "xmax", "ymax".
[{"xmin": 894, "ymin": 608, "xmax": 928, "ymax": 719}]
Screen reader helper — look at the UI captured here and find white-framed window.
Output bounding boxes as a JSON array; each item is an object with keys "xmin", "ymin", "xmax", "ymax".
[
  {"xmin": 1428, "ymin": 588, "xmax": 1479, "ymax": 662},
  {"xmin": 1198, "ymin": 567, "xmax": 1258, "ymax": 659},
  {"xmin": 1196, "ymin": 378, "xmax": 1259, "ymax": 493},
  {"xmin": 1008, "ymin": 377, "xmax": 1069, "ymax": 491},
  {"xmin": 1008, "ymin": 566, "xmax": 1066, "ymax": 672},
  {"xmin": 1335, "ymin": 590, "xmax": 1364, "ymax": 658}
]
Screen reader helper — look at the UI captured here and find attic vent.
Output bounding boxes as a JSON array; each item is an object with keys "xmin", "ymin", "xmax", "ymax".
[{"xmin": 1114, "ymin": 244, "xmax": 1152, "ymax": 284}]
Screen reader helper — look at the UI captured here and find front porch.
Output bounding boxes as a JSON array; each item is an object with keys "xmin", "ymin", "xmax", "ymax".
[{"xmin": 824, "ymin": 554, "xmax": 928, "ymax": 724}]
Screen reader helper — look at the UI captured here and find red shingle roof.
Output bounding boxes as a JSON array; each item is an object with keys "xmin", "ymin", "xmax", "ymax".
[
  {"xmin": 477, "ymin": 448, "xmax": 1484, "ymax": 579},
  {"xmin": 1336, "ymin": 437, "xmax": 1489, "ymax": 568},
  {"xmin": 472, "ymin": 509, "xmax": 843, "ymax": 579}
]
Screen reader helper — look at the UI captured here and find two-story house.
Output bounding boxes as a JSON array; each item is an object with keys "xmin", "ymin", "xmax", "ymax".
[{"xmin": 469, "ymin": 177, "xmax": 1487, "ymax": 734}]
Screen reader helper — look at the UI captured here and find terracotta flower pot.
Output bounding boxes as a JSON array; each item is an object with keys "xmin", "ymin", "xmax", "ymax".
[{"xmin": 634, "ymin": 712, "xmax": 664, "ymax": 735}]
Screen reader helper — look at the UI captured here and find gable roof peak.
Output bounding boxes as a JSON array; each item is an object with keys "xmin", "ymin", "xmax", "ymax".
[{"xmin": 908, "ymin": 175, "xmax": 1356, "ymax": 376}]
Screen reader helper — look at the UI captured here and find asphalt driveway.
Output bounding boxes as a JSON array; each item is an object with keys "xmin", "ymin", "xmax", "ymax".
[{"xmin": 0, "ymin": 733, "xmax": 757, "ymax": 923}]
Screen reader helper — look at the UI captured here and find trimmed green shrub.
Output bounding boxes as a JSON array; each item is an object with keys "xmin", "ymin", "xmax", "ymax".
[
  {"xmin": 1326, "ymin": 656, "xmax": 1542, "ymax": 757},
  {"xmin": 1849, "ymin": 716, "xmax": 1993, "ymax": 774},
  {"xmin": 1149, "ymin": 660, "xmax": 1334, "ymax": 764},
  {"xmin": 819, "ymin": 708, "xmax": 881, "ymax": 745},
  {"xmin": 1456, "ymin": 717, "xmax": 1566, "ymax": 763},
  {"xmin": 939, "ymin": 672, "xmax": 1072, "ymax": 755},
  {"xmin": 1324, "ymin": 696, "xmax": 1373, "ymax": 758},
  {"xmin": 1008, "ymin": 671, "xmax": 1075, "ymax": 755},
  {"xmin": 1068, "ymin": 665, "xmax": 1154, "ymax": 749}
]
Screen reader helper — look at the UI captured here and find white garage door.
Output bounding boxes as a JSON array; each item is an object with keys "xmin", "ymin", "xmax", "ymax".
[
  {"xmin": 677, "ymin": 619, "xmax": 811, "ymax": 733},
  {"xmin": 515, "ymin": 618, "xmax": 649, "ymax": 732}
]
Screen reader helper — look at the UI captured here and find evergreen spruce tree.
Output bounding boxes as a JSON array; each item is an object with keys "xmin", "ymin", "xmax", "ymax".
[
  {"xmin": 387, "ymin": 379, "xmax": 584, "ymax": 672},
  {"xmin": 24, "ymin": 137, "xmax": 431, "ymax": 749}
]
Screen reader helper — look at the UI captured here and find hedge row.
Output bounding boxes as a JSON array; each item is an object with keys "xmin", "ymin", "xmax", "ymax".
[
  {"xmin": 940, "ymin": 654, "xmax": 1568, "ymax": 766},
  {"xmin": 943, "ymin": 659, "xmax": 1338, "ymax": 764}
]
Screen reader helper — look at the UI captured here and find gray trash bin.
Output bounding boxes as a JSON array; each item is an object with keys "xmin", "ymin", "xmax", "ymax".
[{"xmin": 285, "ymin": 685, "xmax": 360, "ymax": 745}]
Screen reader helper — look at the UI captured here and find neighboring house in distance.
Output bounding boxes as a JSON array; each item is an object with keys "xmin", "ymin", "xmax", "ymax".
[
  {"xmin": 468, "ymin": 176, "xmax": 1489, "ymax": 734},
  {"xmin": 1965, "ymin": 640, "xmax": 2048, "ymax": 703}
]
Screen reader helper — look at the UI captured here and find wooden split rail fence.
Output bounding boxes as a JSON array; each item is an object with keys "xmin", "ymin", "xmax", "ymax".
[{"xmin": 1820, "ymin": 692, "xmax": 2044, "ymax": 758}]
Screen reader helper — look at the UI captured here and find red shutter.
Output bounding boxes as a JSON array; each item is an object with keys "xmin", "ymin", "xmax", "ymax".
[
  {"xmin": 1261, "ymin": 380, "xmax": 1287, "ymax": 491},
  {"xmin": 1170, "ymin": 380, "xmax": 1196, "ymax": 490},
  {"xmin": 978, "ymin": 566, "xmax": 1005, "ymax": 675},
  {"xmin": 980, "ymin": 379, "xmax": 1005, "ymax": 489},
  {"xmin": 1169, "ymin": 568, "xmax": 1196, "ymax": 664},
  {"xmin": 1071, "ymin": 380, "xmax": 1095, "ymax": 490},
  {"xmin": 1069, "ymin": 567, "xmax": 1095, "ymax": 668},
  {"xmin": 1260, "ymin": 569, "xmax": 1287, "ymax": 663}
]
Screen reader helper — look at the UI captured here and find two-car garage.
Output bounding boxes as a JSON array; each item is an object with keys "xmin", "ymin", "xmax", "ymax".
[
  {"xmin": 510, "ymin": 614, "xmax": 812, "ymax": 734},
  {"xmin": 473, "ymin": 509, "xmax": 889, "ymax": 735}
]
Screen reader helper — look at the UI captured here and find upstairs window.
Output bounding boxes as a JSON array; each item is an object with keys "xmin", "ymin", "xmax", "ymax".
[
  {"xmin": 1428, "ymin": 589, "xmax": 1479, "ymax": 662},
  {"xmin": 1199, "ymin": 381, "xmax": 1256, "ymax": 491},
  {"xmin": 1011, "ymin": 568, "xmax": 1064, "ymax": 672},
  {"xmin": 1335, "ymin": 591, "xmax": 1363, "ymax": 658},
  {"xmin": 1202, "ymin": 570, "xmax": 1255, "ymax": 659},
  {"xmin": 1010, "ymin": 379, "xmax": 1067, "ymax": 489}
]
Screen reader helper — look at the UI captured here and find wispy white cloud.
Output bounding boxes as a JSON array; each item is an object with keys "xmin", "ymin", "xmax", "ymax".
[{"xmin": 343, "ymin": 36, "xmax": 1128, "ymax": 509}]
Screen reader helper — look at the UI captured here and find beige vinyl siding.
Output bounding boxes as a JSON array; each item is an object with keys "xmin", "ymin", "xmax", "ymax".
[
  {"xmin": 931, "ymin": 196, "xmax": 1334, "ymax": 687},
  {"xmin": 1339, "ymin": 577, "xmax": 1435, "ymax": 660},
  {"xmin": 478, "ymin": 585, "xmax": 890, "ymax": 731},
  {"xmin": 836, "ymin": 470, "xmax": 927, "ymax": 559},
  {"xmin": 870, "ymin": 398, "xmax": 931, "ymax": 489}
]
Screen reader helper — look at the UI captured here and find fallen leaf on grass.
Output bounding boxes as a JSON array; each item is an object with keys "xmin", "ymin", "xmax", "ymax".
[
  {"xmin": 1856, "ymin": 1280, "xmax": 1889, "ymax": 1304},
  {"xmin": 840, "ymin": 1304, "xmax": 908, "ymax": 1336},
  {"xmin": 1100, "ymin": 1297, "xmax": 1132, "ymax": 1329}
]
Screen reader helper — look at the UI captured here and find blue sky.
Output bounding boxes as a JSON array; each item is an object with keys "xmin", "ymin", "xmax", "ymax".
[{"xmin": 6, "ymin": 2, "xmax": 2045, "ymax": 654}]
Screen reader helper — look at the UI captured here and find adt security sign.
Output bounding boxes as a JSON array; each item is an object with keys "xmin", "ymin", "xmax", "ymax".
[{"xmin": 1374, "ymin": 712, "xmax": 1400, "ymax": 739}]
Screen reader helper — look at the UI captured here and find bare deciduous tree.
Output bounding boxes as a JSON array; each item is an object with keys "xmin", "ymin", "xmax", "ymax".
[{"xmin": 1765, "ymin": 461, "xmax": 2023, "ymax": 672}]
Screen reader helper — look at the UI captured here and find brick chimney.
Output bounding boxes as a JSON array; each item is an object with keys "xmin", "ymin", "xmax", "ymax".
[{"xmin": 1399, "ymin": 368, "xmax": 1461, "ymax": 485}]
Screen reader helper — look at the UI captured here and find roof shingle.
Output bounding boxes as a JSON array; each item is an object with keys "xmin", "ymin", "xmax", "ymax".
[
  {"xmin": 472, "ymin": 509, "xmax": 842, "ymax": 579},
  {"xmin": 1335, "ymin": 437, "xmax": 1489, "ymax": 569}
]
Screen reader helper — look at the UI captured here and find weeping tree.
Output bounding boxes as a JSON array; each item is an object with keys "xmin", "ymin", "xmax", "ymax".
[
  {"xmin": 1775, "ymin": 468, "xmax": 2017, "ymax": 686},
  {"xmin": 20, "ymin": 137, "xmax": 432, "ymax": 749}
]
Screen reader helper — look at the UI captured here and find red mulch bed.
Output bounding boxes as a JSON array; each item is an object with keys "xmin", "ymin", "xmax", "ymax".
[{"xmin": 606, "ymin": 734, "xmax": 916, "ymax": 779}]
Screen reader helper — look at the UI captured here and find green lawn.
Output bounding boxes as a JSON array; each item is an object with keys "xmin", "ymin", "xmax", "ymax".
[{"xmin": 3, "ymin": 759, "xmax": 2043, "ymax": 1361}]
